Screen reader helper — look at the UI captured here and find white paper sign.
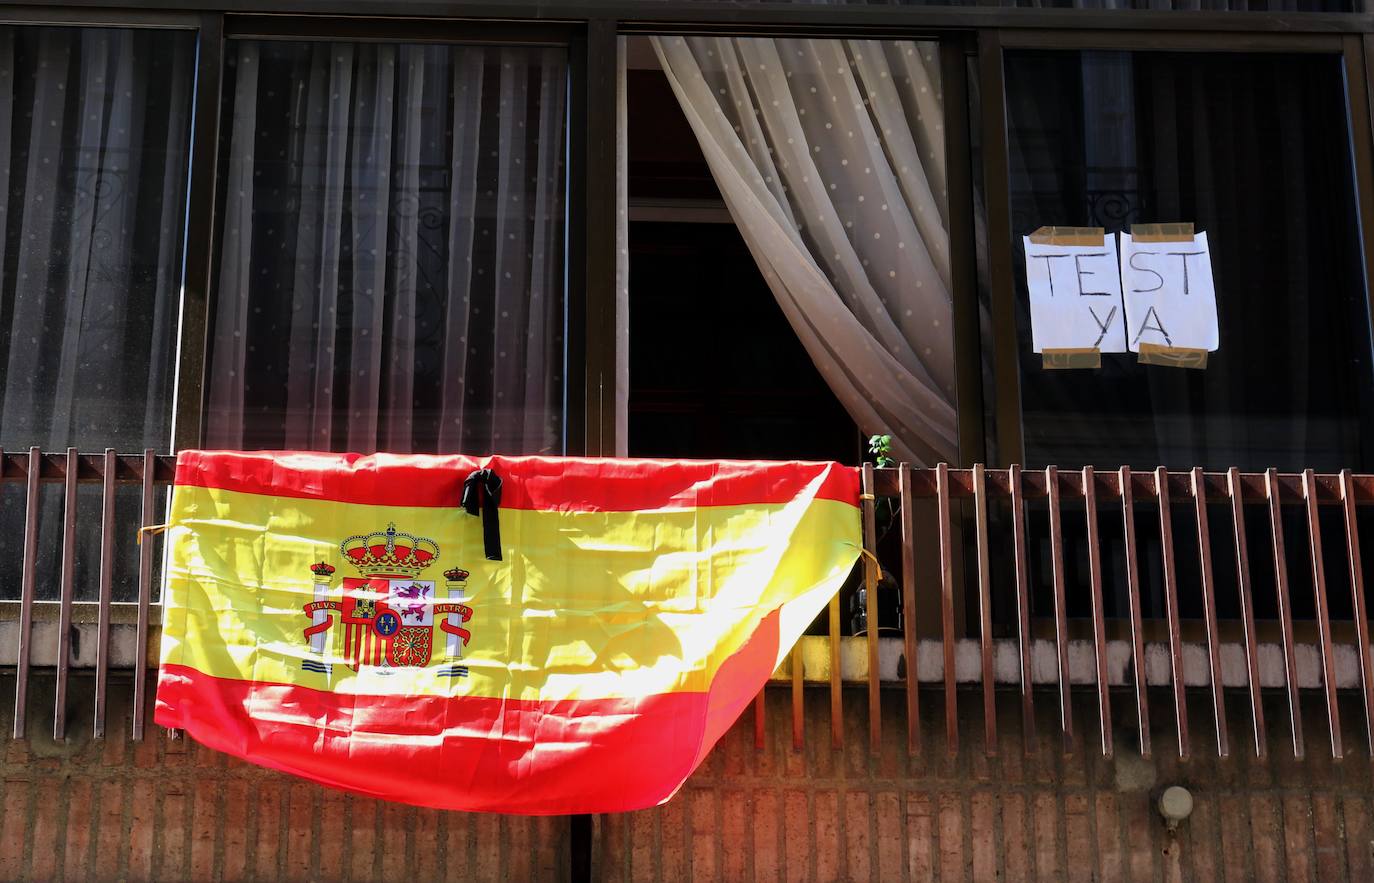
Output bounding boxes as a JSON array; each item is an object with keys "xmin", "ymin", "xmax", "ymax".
[
  {"xmin": 1119, "ymin": 231, "xmax": 1219, "ymax": 352},
  {"xmin": 1022, "ymin": 235, "xmax": 1126, "ymax": 353}
]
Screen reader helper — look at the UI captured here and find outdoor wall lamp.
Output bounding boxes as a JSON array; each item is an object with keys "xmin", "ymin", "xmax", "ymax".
[{"xmin": 1157, "ymin": 786, "xmax": 1195, "ymax": 833}]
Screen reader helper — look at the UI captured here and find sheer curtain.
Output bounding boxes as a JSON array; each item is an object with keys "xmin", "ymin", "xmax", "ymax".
[
  {"xmin": 651, "ymin": 37, "xmax": 957, "ymax": 465},
  {"xmin": 206, "ymin": 41, "xmax": 568, "ymax": 456},
  {"xmin": 0, "ymin": 27, "xmax": 195, "ymax": 602},
  {"xmin": 0, "ymin": 27, "xmax": 192, "ymax": 451}
]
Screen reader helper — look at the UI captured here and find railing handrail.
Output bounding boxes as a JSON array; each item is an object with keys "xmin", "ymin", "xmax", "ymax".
[
  {"xmin": 3, "ymin": 450, "xmax": 1373, "ymax": 506},
  {"xmin": 872, "ymin": 463, "xmax": 1374, "ymax": 505}
]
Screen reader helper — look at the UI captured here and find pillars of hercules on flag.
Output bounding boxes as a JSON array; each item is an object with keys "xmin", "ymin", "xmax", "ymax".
[
  {"xmin": 444, "ymin": 568, "xmax": 469, "ymax": 660},
  {"xmin": 309, "ymin": 562, "xmax": 335, "ymax": 655}
]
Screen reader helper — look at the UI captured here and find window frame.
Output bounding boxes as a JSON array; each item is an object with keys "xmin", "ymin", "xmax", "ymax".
[
  {"xmin": 187, "ymin": 16, "xmax": 590, "ymax": 456},
  {"xmin": 0, "ymin": 9, "xmax": 210, "ymax": 457},
  {"xmin": 974, "ymin": 29, "xmax": 1374, "ymax": 654},
  {"xmin": 977, "ymin": 28, "xmax": 1374, "ymax": 471}
]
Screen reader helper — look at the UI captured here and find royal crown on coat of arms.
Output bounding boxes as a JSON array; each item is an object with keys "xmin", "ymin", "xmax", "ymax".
[
  {"xmin": 340, "ymin": 523, "xmax": 439, "ymax": 578},
  {"xmin": 300, "ymin": 523, "xmax": 473, "ymax": 679}
]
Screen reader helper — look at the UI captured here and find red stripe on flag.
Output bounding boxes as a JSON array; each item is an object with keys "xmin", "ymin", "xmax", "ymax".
[
  {"xmin": 173, "ymin": 451, "xmax": 859, "ymax": 512},
  {"xmin": 155, "ymin": 664, "xmax": 711, "ymax": 815},
  {"xmin": 156, "ymin": 609, "xmax": 785, "ymax": 814}
]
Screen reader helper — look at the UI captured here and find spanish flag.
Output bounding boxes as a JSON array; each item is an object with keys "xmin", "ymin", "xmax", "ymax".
[{"xmin": 155, "ymin": 451, "xmax": 860, "ymax": 814}]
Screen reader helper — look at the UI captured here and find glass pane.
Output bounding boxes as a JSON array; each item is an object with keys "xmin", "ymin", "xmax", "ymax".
[
  {"xmin": 0, "ymin": 27, "xmax": 193, "ymax": 452},
  {"xmin": 1005, "ymin": 50, "xmax": 1372, "ymax": 473},
  {"xmin": 0, "ymin": 27, "xmax": 194, "ymax": 602},
  {"xmin": 206, "ymin": 41, "xmax": 568, "ymax": 455}
]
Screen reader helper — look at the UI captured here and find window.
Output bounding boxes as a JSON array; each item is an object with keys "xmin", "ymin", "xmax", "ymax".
[
  {"xmin": 0, "ymin": 25, "xmax": 195, "ymax": 600},
  {"xmin": 623, "ymin": 44, "xmax": 860, "ymax": 463},
  {"xmin": 0, "ymin": 26, "xmax": 194, "ymax": 453},
  {"xmin": 204, "ymin": 39, "xmax": 569, "ymax": 455},
  {"xmin": 638, "ymin": 35, "xmax": 958, "ymax": 467},
  {"xmin": 1004, "ymin": 49, "xmax": 1373, "ymax": 473}
]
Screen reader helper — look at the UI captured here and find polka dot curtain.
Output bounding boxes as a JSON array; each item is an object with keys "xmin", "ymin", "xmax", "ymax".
[
  {"xmin": 651, "ymin": 37, "xmax": 958, "ymax": 465},
  {"xmin": 0, "ymin": 27, "xmax": 193, "ymax": 453},
  {"xmin": 0, "ymin": 26, "xmax": 195, "ymax": 602},
  {"xmin": 206, "ymin": 41, "xmax": 568, "ymax": 456}
]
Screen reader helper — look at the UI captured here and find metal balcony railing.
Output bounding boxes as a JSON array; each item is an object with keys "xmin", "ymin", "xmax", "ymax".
[
  {"xmin": 1, "ymin": 451, "xmax": 1372, "ymax": 765},
  {"xmin": 835, "ymin": 463, "xmax": 1374, "ymax": 763}
]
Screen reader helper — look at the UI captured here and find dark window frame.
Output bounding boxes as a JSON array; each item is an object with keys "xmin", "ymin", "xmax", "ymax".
[
  {"xmin": 199, "ymin": 16, "xmax": 592, "ymax": 455},
  {"xmin": 978, "ymin": 28, "xmax": 1374, "ymax": 472}
]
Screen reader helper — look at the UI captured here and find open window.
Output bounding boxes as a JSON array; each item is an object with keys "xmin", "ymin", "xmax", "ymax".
[
  {"xmin": 623, "ymin": 38, "xmax": 860, "ymax": 464},
  {"xmin": 621, "ymin": 34, "xmax": 972, "ymax": 639},
  {"xmin": 622, "ymin": 35, "xmax": 964, "ymax": 469}
]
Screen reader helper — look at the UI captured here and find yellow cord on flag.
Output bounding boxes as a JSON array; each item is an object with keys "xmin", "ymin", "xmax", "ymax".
[
  {"xmin": 856, "ymin": 546, "xmax": 883, "ymax": 578},
  {"xmin": 137, "ymin": 524, "xmax": 168, "ymax": 545}
]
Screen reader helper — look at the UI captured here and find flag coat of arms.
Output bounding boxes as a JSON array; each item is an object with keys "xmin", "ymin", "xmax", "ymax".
[{"xmin": 156, "ymin": 451, "xmax": 861, "ymax": 814}]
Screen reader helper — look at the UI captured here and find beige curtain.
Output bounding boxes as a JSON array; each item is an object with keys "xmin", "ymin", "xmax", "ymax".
[
  {"xmin": 651, "ymin": 36, "xmax": 957, "ymax": 465},
  {"xmin": 207, "ymin": 42, "xmax": 568, "ymax": 455}
]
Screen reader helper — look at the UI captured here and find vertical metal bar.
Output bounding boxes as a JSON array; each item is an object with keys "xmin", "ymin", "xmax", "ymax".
[
  {"xmin": 1351, "ymin": 35, "xmax": 1374, "ymax": 406},
  {"xmin": 173, "ymin": 13, "xmax": 224, "ymax": 452},
  {"xmin": 578, "ymin": 19, "xmax": 620, "ymax": 455},
  {"xmin": 564, "ymin": 26, "xmax": 589, "ymax": 454},
  {"xmin": 861, "ymin": 464, "xmax": 882, "ymax": 755},
  {"xmin": 828, "ymin": 585, "xmax": 843, "ymax": 750},
  {"xmin": 754, "ymin": 690, "xmax": 765, "ymax": 751},
  {"xmin": 936, "ymin": 463, "xmax": 958, "ymax": 751},
  {"xmin": 1119, "ymin": 466, "xmax": 1150, "ymax": 758},
  {"xmin": 899, "ymin": 465, "xmax": 921, "ymax": 757},
  {"xmin": 1082, "ymin": 467, "xmax": 1112, "ymax": 758},
  {"xmin": 133, "ymin": 449, "xmax": 157, "ymax": 742},
  {"xmin": 53, "ymin": 447, "xmax": 78, "ymax": 742},
  {"xmin": 94, "ymin": 449, "xmax": 117, "ymax": 739},
  {"xmin": 1156, "ymin": 466, "xmax": 1190, "ymax": 760},
  {"xmin": 791, "ymin": 642, "xmax": 803, "ymax": 752},
  {"xmin": 1228, "ymin": 467, "xmax": 1267, "ymax": 759},
  {"xmin": 1266, "ymin": 467, "xmax": 1305, "ymax": 760},
  {"xmin": 1046, "ymin": 466, "xmax": 1073, "ymax": 754},
  {"xmin": 977, "ymin": 30, "xmax": 1024, "ymax": 465},
  {"xmin": 1302, "ymin": 469, "xmax": 1343, "ymax": 760},
  {"xmin": 1191, "ymin": 467, "xmax": 1229, "ymax": 759},
  {"xmin": 973, "ymin": 464, "xmax": 996, "ymax": 756},
  {"xmin": 1340, "ymin": 469, "xmax": 1374, "ymax": 757},
  {"xmin": 13, "ymin": 447, "xmax": 40, "ymax": 740},
  {"xmin": 1009, "ymin": 464, "xmax": 1036, "ymax": 755},
  {"xmin": 941, "ymin": 37, "xmax": 987, "ymax": 470}
]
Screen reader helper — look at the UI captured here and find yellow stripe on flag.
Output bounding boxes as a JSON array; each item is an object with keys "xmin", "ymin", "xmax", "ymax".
[{"xmin": 160, "ymin": 484, "xmax": 860, "ymax": 703}]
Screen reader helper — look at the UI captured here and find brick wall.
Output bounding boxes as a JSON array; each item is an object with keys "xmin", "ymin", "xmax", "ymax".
[
  {"xmin": 597, "ymin": 687, "xmax": 1374, "ymax": 882},
  {"xmin": 0, "ymin": 674, "xmax": 566, "ymax": 882},
  {"xmin": 3, "ymin": 673, "xmax": 1373, "ymax": 881}
]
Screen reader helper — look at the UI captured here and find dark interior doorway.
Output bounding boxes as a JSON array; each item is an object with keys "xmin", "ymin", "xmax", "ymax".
[{"xmin": 625, "ymin": 53, "xmax": 860, "ymax": 464}]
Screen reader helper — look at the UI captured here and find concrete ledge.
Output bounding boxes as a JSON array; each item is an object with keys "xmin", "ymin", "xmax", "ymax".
[
  {"xmin": 773, "ymin": 635, "xmax": 1365, "ymax": 690},
  {"xmin": 0, "ymin": 618, "xmax": 1362, "ymax": 694}
]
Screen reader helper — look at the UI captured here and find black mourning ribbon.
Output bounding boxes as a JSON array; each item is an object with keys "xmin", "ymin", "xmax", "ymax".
[{"xmin": 462, "ymin": 469, "xmax": 503, "ymax": 561}]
